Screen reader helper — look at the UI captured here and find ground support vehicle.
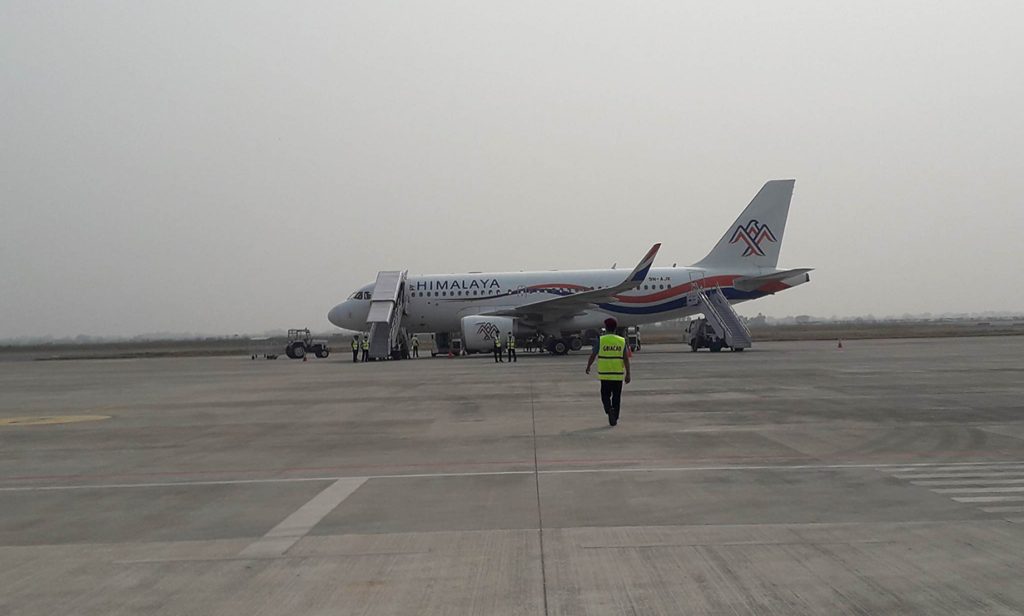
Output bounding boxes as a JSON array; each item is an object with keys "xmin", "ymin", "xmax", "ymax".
[
  {"xmin": 685, "ymin": 318, "xmax": 744, "ymax": 352},
  {"xmin": 626, "ymin": 326, "xmax": 642, "ymax": 352},
  {"xmin": 285, "ymin": 328, "xmax": 330, "ymax": 359}
]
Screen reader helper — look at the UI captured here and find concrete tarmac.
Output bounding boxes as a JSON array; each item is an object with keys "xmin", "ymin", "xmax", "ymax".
[{"xmin": 2, "ymin": 336, "xmax": 1024, "ymax": 615}]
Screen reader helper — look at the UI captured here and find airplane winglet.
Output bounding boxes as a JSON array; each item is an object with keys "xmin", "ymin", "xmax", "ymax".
[{"xmin": 626, "ymin": 243, "xmax": 661, "ymax": 285}]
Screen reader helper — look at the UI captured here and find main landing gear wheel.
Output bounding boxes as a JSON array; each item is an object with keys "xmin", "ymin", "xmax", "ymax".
[
  {"xmin": 569, "ymin": 337, "xmax": 583, "ymax": 352},
  {"xmin": 550, "ymin": 339, "xmax": 569, "ymax": 355}
]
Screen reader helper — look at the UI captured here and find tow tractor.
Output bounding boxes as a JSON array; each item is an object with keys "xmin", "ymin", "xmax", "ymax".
[
  {"xmin": 626, "ymin": 326, "xmax": 642, "ymax": 352},
  {"xmin": 285, "ymin": 328, "xmax": 330, "ymax": 359},
  {"xmin": 685, "ymin": 318, "xmax": 744, "ymax": 352}
]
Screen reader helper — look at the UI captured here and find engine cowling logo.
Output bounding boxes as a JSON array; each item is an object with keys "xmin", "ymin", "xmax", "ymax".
[{"xmin": 476, "ymin": 322, "xmax": 501, "ymax": 340}]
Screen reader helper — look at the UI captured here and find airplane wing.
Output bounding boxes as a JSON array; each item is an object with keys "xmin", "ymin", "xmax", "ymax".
[
  {"xmin": 481, "ymin": 243, "xmax": 661, "ymax": 320},
  {"xmin": 732, "ymin": 268, "xmax": 813, "ymax": 292}
]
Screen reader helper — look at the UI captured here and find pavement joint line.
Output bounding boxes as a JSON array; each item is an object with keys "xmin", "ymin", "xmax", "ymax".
[
  {"xmin": 889, "ymin": 464, "xmax": 1024, "ymax": 473},
  {"xmin": 6, "ymin": 459, "xmax": 1024, "ymax": 486},
  {"xmin": 238, "ymin": 477, "xmax": 367, "ymax": 559},
  {"xmin": 116, "ymin": 551, "xmax": 434, "ymax": 565},
  {"xmin": 980, "ymin": 506, "xmax": 1024, "ymax": 513},
  {"xmin": 0, "ymin": 476, "xmax": 345, "ymax": 492},
  {"xmin": 911, "ymin": 478, "xmax": 1024, "ymax": 486},
  {"xmin": 580, "ymin": 539, "xmax": 896, "ymax": 549},
  {"xmin": 4, "ymin": 460, "xmax": 1024, "ymax": 492},
  {"xmin": 528, "ymin": 382, "xmax": 550, "ymax": 616},
  {"xmin": 932, "ymin": 487, "xmax": 1024, "ymax": 494},
  {"xmin": 951, "ymin": 496, "xmax": 1024, "ymax": 503},
  {"xmin": 896, "ymin": 472, "xmax": 1024, "ymax": 480}
]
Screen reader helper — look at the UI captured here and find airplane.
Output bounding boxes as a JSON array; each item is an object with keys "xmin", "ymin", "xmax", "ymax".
[{"xmin": 328, "ymin": 179, "xmax": 812, "ymax": 354}]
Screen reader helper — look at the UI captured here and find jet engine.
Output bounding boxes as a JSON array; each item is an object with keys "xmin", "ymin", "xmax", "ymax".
[{"xmin": 461, "ymin": 316, "xmax": 517, "ymax": 352}]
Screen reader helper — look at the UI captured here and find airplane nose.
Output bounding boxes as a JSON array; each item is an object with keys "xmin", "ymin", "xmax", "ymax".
[{"xmin": 328, "ymin": 303, "xmax": 347, "ymax": 328}]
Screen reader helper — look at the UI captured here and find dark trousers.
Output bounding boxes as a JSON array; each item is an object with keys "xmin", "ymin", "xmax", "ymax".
[
  {"xmin": 600, "ymin": 380, "xmax": 623, "ymax": 419},
  {"xmin": 352, "ymin": 350, "xmax": 359, "ymax": 362},
  {"xmin": 412, "ymin": 347, "xmax": 419, "ymax": 358},
  {"xmin": 361, "ymin": 350, "xmax": 369, "ymax": 361},
  {"xmin": 494, "ymin": 348, "xmax": 503, "ymax": 362},
  {"xmin": 507, "ymin": 348, "xmax": 516, "ymax": 362}
]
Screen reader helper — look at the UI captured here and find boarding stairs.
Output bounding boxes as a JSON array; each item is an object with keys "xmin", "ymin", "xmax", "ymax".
[
  {"xmin": 692, "ymin": 286, "xmax": 753, "ymax": 350},
  {"xmin": 367, "ymin": 270, "xmax": 410, "ymax": 360}
]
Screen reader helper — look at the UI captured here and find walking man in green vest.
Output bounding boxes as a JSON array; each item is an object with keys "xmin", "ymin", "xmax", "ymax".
[
  {"xmin": 506, "ymin": 332, "xmax": 517, "ymax": 363},
  {"xmin": 493, "ymin": 334, "xmax": 503, "ymax": 363},
  {"xmin": 585, "ymin": 318, "xmax": 631, "ymax": 426},
  {"xmin": 361, "ymin": 336, "xmax": 370, "ymax": 362}
]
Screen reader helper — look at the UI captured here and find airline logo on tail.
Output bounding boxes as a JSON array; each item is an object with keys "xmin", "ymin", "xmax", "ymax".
[{"xmin": 729, "ymin": 219, "xmax": 777, "ymax": 257}]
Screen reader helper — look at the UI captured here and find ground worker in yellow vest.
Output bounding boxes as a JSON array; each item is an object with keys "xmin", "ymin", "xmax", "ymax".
[
  {"xmin": 585, "ymin": 317, "xmax": 631, "ymax": 426},
  {"xmin": 493, "ymin": 334, "xmax": 504, "ymax": 363},
  {"xmin": 361, "ymin": 336, "xmax": 370, "ymax": 362},
  {"xmin": 506, "ymin": 332, "xmax": 517, "ymax": 363},
  {"xmin": 351, "ymin": 336, "xmax": 360, "ymax": 363}
]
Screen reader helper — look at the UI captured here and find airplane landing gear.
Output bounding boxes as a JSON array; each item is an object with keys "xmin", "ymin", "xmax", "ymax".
[{"xmin": 547, "ymin": 338, "xmax": 569, "ymax": 355}]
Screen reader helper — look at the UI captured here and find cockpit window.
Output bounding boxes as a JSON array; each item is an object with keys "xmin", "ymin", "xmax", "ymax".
[{"xmin": 348, "ymin": 291, "xmax": 371, "ymax": 300}]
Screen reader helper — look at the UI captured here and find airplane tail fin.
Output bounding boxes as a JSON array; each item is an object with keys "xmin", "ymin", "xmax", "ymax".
[{"xmin": 694, "ymin": 179, "xmax": 795, "ymax": 270}]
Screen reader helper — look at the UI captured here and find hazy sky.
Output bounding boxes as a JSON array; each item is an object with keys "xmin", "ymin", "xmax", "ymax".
[{"xmin": 3, "ymin": 1, "xmax": 1023, "ymax": 338}]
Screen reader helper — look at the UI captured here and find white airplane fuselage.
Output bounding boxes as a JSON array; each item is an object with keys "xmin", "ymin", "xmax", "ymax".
[
  {"xmin": 328, "ymin": 265, "xmax": 809, "ymax": 335},
  {"xmin": 328, "ymin": 179, "xmax": 812, "ymax": 344}
]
